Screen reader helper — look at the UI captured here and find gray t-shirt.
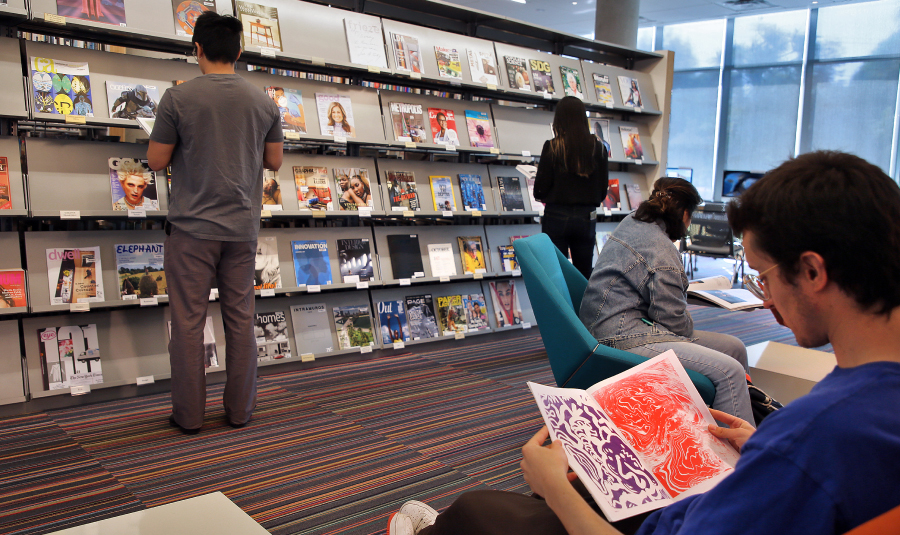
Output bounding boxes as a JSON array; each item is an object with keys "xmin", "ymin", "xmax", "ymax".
[{"xmin": 151, "ymin": 74, "xmax": 282, "ymax": 241}]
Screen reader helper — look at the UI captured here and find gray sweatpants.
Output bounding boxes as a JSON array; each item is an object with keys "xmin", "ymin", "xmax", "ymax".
[{"xmin": 165, "ymin": 226, "xmax": 257, "ymax": 429}]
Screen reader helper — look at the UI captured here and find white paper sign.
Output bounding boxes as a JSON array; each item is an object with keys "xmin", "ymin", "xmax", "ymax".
[
  {"xmin": 71, "ymin": 385, "xmax": 91, "ymax": 395},
  {"xmin": 356, "ymin": 281, "xmax": 369, "ymax": 289},
  {"xmin": 344, "ymin": 275, "xmax": 360, "ymax": 283},
  {"xmin": 454, "ymin": 332, "xmax": 465, "ymax": 340},
  {"xmin": 442, "ymin": 210, "xmax": 453, "ymax": 218},
  {"xmin": 399, "ymin": 278, "xmax": 411, "ymax": 286},
  {"xmin": 136, "ymin": 375, "xmax": 155, "ymax": 385},
  {"xmin": 393, "ymin": 341, "xmax": 405, "ymax": 349},
  {"xmin": 123, "ymin": 294, "xmax": 137, "ymax": 301},
  {"xmin": 439, "ymin": 276, "xmax": 450, "ymax": 283},
  {"xmin": 308, "ymin": 285, "xmax": 321, "ymax": 293},
  {"xmin": 261, "ymin": 288, "xmax": 275, "ymax": 297},
  {"xmin": 140, "ymin": 297, "xmax": 158, "ymax": 307},
  {"xmin": 522, "ymin": 322, "xmax": 532, "ymax": 330},
  {"xmin": 60, "ymin": 210, "xmax": 80, "ymax": 220},
  {"xmin": 128, "ymin": 208, "xmax": 146, "ymax": 218},
  {"xmin": 301, "ymin": 352, "xmax": 315, "ymax": 362},
  {"xmin": 70, "ymin": 302, "xmax": 90, "ymax": 312},
  {"xmin": 360, "ymin": 345, "xmax": 373, "ymax": 353}
]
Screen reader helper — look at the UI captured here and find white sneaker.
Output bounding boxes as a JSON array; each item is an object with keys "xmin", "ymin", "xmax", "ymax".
[
  {"xmin": 387, "ymin": 512, "xmax": 415, "ymax": 535},
  {"xmin": 399, "ymin": 500, "xmax": 438, "ymax": 533}
]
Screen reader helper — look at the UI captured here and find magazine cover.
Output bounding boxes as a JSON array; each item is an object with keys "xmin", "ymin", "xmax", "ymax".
[
  {"xmin": 457, "ymin": 236, "xmax": 487, "ymax": 274},
  {"xmin": 106, "ymin": 82, "xmax": 159, "ymax": 119},
  {"xmin": 385, "ymin": 170, "xmax": 420, "ymax": 211},
  {"xmin": 391, "ymin": 33, "xmax": 423, "ymax": 74},
  {"xmin": 619, "ymin": 125, "xmax": 644, "ymax": 160},
  {"xmin": 560, "ymin": 66, "xmax": 584, "ymax": 99},
  {"xmin": 463, "ymin": 294, "xmax": 486, "ymax": 331},
  {"xmin": 254, "ymin": 310, "xmax": 291, "ymax": 361},
  {"xmin": 504, "ymin": 56, "xmax": 531, "ymax": 91},
  {"xmin": 593, "ymin": 73, "xmax": 614, "ymax": 106},
  {"xmin": 618, "ymin": 76, "xmax": 644, "ymax": 108},
  {"xmin": 405, "ymin": 294, "xmax": 440, "ymax": 340},
  {"xmin": 333, "ymin": 305, "xmax": 375, "ymax": 349},
  {"xmin": 389, "ymin": 102, "xmax": 427, "ymax": 143},
  {"xmin": 0, "ymin": 157, "xmax": 12, "ymax": 210},
  {"xmin": 602, "ymin": 178, "xmax": 621, "ymax": 210},
  {"xmin": 290, "ymin": 303, "xmax": 334, "ymax": 355},
  {"xmin": 498, "ymin": 245, "xmax": 518, "ymax": 272},
  {"xmin": 344, "ymin": 16, "xmax": 389, "ymax": 69},
  {"xmin": 591, "ymin": 119, "xmax": 612, "ymax": 156},
  {"xmin": 427, "ymin": 243, "xmax": 457, "ymax": 278},
  {"xmin": 235, "ymin": 1, "xmax": 282, "ymax": 51},
  {"xmin": 0, "ymin": 269, "xmax": 27, "ymax": 308},
  {"xmin": 625, "ymin": 183, "xmax": 644, "ymax": 209},
  {"xmin": 293, "ymin": 166, "xmax": 333, "ymax": 210},
  {"xmin": 434, "ymin": 46, "xmax": 462, "ymax": 79},
  {"xmin": 530, "ymin": 59, "xmax": 555, "ymax": 94},
  {"xmin": 262, "ymin": 169, "xmax": 282, "ymax": 210},
  {"xmin": 315, "ymin": 93, "xmax": 356, "ymax": 137},
  {"xmin": 46, "ymin": 246, "xmax": 104, "ymax": 305},
  {"xmin": 378, "ymin": 299, "xmax": 410, "ymax": 344},
  {"xmin": 56, "ymin": 0, "xmax": 125, "ymax": 25},
  {"xmin": 458, "ymin": 174, "xmax": 487, "ymax": 211},
  {"xmin": 30, "ymin": 57, "xmax": 93, "ymax": 116},
  {"xmin": 429, "ymin": 175, "xmax": 457, "ymax": 211},
  {"xmin": 37, "ymin": 324, "xmax": 102, "ymax": 391},
  {"xmin": 172, "ymin": 0, "xmax": 216, "ymax": 36},
  {"xmin": 266, "ymin": 86, "xmax": 306, "ymax": 134},
  {"xmin": 509, "ymin": 235, "xmax": 530, "ymax": 245},
  {"xmin": 490, "ymin": 280, "xmax": 523, "ymax": 327},
  {"xmin": 386, "ymin": 234, "xmax": 424, "ymax": 280},
  {"xmin": 466, "ymin": 49, "xmax": 498, "ymax": 86},
  {"xmin": 254, "ymin": 236, "xmax": 281, "ymax": 290},
  {"xmin": 115, "ymin": 243, "xmax": 166, "ymax": 299},
  {"xmin": 437, "ymin": 294, "xmax": 467, "ymax": 335},
  {"xmin": 596, "ymin": 231, "xmax": 613, "ymax": 254},
  {"xmin": 428, "ymin": 108, "xmax": 460, "ymax": 146},
  {"xmin": 337, "ymin": 238, "xmax": 374, "ymax": 282},
  {"xmin": 333, "ymin": 168, "xmax": 373, "ymax": 211},
  {"xmin": 168, "ymin": 317, "xmax": 218, "ymax": 368},
  {"xmin": 464, "ymin": 110, "xmax": 494, "ymax": 148},
  {"xmin": 497, "ymin": 176, "xmax": 526, "ymax": 211},
  {"xmin": 291, "ymin": 240, "xmax": 332, "ymax": 286},
  {"xmin": 109, "ymin": 158, "xmax": 158, "ymax": 211}
]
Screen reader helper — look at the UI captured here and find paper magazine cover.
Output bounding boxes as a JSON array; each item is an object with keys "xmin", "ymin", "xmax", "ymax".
[
  {"xmin": 465, "ymin": 293, "xmax": 489, "ymax": 331},
  {"xmin": 497, "ymin": 176, "xmax": 526, "ymax": 211},
  {"xmin": 389, "ymin": 102, "xmax": 427, "ymax": 143},
  {"xmin": 619, "ymin": 125, "xmax": 644, "ymax": 160},
  {"xmin": 235, "ymin": 1, "xmax": 282, "ymax": 51},
  {"xmin": 498, "ymin": 245, "xmax": 518, "ymax": 272},
  {"xmin": 437, "ymin": 294, "xmax": 467, "ymax": 335},
  {"xmin": 329, "ymin": 168, "xmax": 371, "ymax": 211},
  {"xmin": 30, "ymin": 57, "xmax": 93, "ymax": 116},
  {"xmin": 504, "ymin": 56, "xmax": 531, "ymax": 91},
  {"xmin": 109, "ymin": 158, "xmax": 158, "ymax": 211},
  {"xmin": 168, "ymin": 317, "xmax": 218, "ymax": 368},
  {"xmin": 466, "ymin": 49, "xmax": 498, "ymax": 86},
  {"xmin": 261, "ymin": 169, "xmax": 283, "ymax": 210},
  {"xmin": 293, "ymin": 166, "xmax": 333, "ymax": 210},
  {"xmin": 428, "ymin": 108, "xmax": 460, "ymax": 146},
  {"xmin": 290, "ymin": 303, "xmax": 334, "ymax": 355},
  {"xmin": 434, "ymin": 46, "xmax": 462, "ymax": 79},
  {"xmin": 405, "ymin": 294, "xmax": 440, "ymax": 340},
  {"xmin": 489, "ymin": 280, "xmax": 523, "ymax": 327},
  {"xmin": 56, "ymin": 0, "xmax": 125, "ymax": 25},
  {"xmin": 172, "ymin": 0, "xmax": 216, "ymax": 36},
  {"xmin": 618, "ymin": 76, "xmax": 644, "ymax": 108},
  {"xmin": 115, "ymin": 243, "xmax": 165, "ymax": 299},
  {"xmin": 593, "ymin": 74, "xmax": 615, "ymax": 106},
  {"xmin": 391, "ymin": 33, "xmax": 424, "ymax": 74},
  {"xmin": 106, "ymin": 82, "xmax": 159, "ymax": 119},
  {"xmin": 344, "ymin": 17, "xmax": 389, "ymax": 69},
  {"xmin": 530, "ymin": 59, "xmax": 554, "ymax": 94},
  {"xmin": 266, "ymin": 86, "xmax": 306, "ymax": 134},
  {"xmin": 37, "ymin": 324, "xmax": 102, "ymax": 391},
  {"xmin": 291, "ymin": 240, "xmax": 332, "ymax": 286},
  {"xmin": 315, "ymin": 93, "xmax": 356, "ymax": 138},
  {"xmin": 458, "ymin": 174, "xmax": 487, "ymax": 211},
  {"xmin": 333, "ymin": 305, "xmax": 375, "ymax": 349},
  {"xmin": 46, "ymin": 246, "xmax": 104, "ymax": 305},
  {"xmin": 602, "ymin": 178, "xmax": 621, "ymax": 210},
  {"xmin": 254, "ymin": 310, "xmax": 291, "ymax": 361},
  {"xmin": 560, "ymin": 66, "xmax": 584, "ymax": 99},
  {"xmin": 688, "ymin": 276, "xmax": 764, "ymax": 311},
  {"xmin": 254, "ymin": 236, "xmax": 281, "ymax": 290},
  {"xmin": 457, "ymin": 236, "xmax": 486, "ymax": 274},
  {"xmin": 386, "ymin": 234, "xmax": 424, "ymax": 280},
  {"xmin": 591, "ymin": 119, "xmax": 612, "ymax": 156},
  {"xmin": 464, "ymin": 110, "xmax": 494, "ymax": 148},
  {"xmin": 528, "ymin": 351, "xmax": 740, "ymax": 522},
  {"xmin": 0, "ymin": 269, "xmax": 27, "ymax": 308},
  {"xmin": 429, "ymin": 175, "xmax": 457, "ymax": 211},
  {"xmin": 427, "ymin": 243, "xmax": 457, "ymax": 278},
  {"xmin": 337, "ymin": 238, "xmax": 374, "ymax": 282},
  {"xmin": 385, "ymin": 170, "xmax": 420, "ymax": 211},
  {"xmin": 378, "ymin": 299, "xmax": 410, "ymax": 344},
  {"xmin": 0, "ymin": 157, "xmax": 12, "ymax": 210},
  {"xmin": 625, "ymin": 183, "xmax": 644, "ymax": 209}
]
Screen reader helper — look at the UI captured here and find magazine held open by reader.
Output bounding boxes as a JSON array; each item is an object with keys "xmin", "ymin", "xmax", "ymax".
[{"xmin": 687, "ymin": 275, "xmax": 763, "ymax": 311}]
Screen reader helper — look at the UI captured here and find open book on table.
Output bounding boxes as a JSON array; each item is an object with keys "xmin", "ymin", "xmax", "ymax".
[
  {"xmin": 528, "ymin": 350, "xmax": 741, "ymax": 522},
  {"xmin": 688, "ymin": 275, "xmax": 763, "ymax": 311}
]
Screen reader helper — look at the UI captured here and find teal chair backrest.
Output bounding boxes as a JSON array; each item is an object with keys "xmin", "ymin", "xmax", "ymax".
[{"xmin": 513, "ymin": 234, "xmax": 716, "ymax": 404}]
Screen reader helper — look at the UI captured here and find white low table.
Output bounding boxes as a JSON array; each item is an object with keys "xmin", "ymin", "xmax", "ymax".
[
  {"xmin": 47, "ymin": 492, "xmax": 270, "ymax": 535},
  {"xmin": 746, "ymin": 341, "xmax": 837, "ymax": 405}
]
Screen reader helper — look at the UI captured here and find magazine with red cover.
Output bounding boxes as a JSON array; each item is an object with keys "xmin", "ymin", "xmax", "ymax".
[
  {"xmin": 0, "ymin": 157, "xmax": 11, "ymax": 210},
  {"xmin": 0, "ymin": 269, "xmax": 27, "ymax": 308},
  {"xmin": 428, "ymin": 108, "xmax": 460, "ymax": 146}
]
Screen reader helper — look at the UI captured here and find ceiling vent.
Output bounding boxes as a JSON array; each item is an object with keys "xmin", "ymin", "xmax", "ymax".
[{"xmin": 717, "ymin": 0, "xmax": 778, "ymax": 12}]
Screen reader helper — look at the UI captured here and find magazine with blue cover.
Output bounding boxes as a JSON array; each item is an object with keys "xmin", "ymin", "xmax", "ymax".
[
  {"xmin": 378, "ymin": 299, "xmax": 410, "ymax": 344},
  {"xmin": 291, "ymin": 240, "xmax": 332, "ymax": 286},
  {"xmin": 459, "ymin": 174, "xmax": 487, "ymax": 211}
]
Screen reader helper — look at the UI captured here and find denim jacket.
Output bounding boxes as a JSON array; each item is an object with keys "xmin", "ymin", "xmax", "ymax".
[{"xmin": 578, "ymin": 215, "xmax": 694, "ymax": 350}]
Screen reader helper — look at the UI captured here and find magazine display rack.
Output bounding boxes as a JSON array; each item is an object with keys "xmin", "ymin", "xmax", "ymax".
[
  {"xmin": 493, "ymin": 41, "xmax": 587, "ymax": 101},
  {"xmin": 372, "ymin": 224, "xmax": 490, "ymax": 285},
  {"xmin": 0, "ymin": 0, "xmax": 28, "ymax": 19},
  {"xmin": 0, "ymin": 231, "xmax": 27, "ymax": 316},
  {"xmin": 0, "ymin": 320, "xmax": 25, "ymax": 405},
  {"xmin": 0, "ymin": 38, "xmax": 27, "ymax": 118},
  {"xmin": 0, "ymin": 136, "xmax": 27, "ymax": 217}
]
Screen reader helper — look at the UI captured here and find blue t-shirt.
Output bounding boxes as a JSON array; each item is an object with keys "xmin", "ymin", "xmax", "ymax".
[{"xmin": 637, "ymin": 361, "xmax": 900, "ymax": 535}]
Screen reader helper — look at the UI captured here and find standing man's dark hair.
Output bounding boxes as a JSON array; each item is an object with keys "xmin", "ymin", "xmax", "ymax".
[
  {"xmin": 191, "ymin": 12, "xmax": 243, "ymax": 64},
  {"xmin": 634, "ymin": 176, "xmax": 702, "ymax": 241}
]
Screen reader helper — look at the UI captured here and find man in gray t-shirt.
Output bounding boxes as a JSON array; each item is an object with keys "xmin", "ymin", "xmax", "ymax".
[{"xmin": 148, "ymin": 12, "xmax": 283, "ymax": 433}]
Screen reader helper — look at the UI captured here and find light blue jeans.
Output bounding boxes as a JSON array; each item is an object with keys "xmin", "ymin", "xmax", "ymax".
[{"xmin": 628, "ymin": 330, "xmax": 754, "ymax": 424}]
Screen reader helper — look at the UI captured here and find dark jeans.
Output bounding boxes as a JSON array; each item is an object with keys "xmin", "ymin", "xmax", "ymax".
[{"xmin": 541, "ymin": 204, "xmax": 596, "ymax": 280}]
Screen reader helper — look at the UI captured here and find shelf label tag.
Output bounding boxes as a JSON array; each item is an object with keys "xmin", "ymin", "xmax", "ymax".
[
  {"xmin": 543, "ymin": 92, "xmax": 552, "ymax": 100},
  {"xmin": 285, "ymin": 131, "xmax": 301, "ymax": 140},
  {"xmin": 442, "ymin": 210, "xmax": 453, "ymax": 218},
  {"xmin": 521, "ymin": 150, "xmax": 531, "ymax": 157},
  {"xmin": 136, "ymin": 375, "xmax": 155, "ymax": 385},
  {"xmin": 512, "ymin": 269, "xmax": 522, "ymax": 277},
  {"xmin": 473, "ymin": 273, "xmax": 484, "ymax": 280},
  {"xmin": 140, "ymin": 296, "xmax": 158, "ymax": 307},
  {"xmin": 301, "ymin": 352, "xmax": 315, "ymax": 362},
  {"xmin": 260, "ymin": 210, "xmax": 272, "ymax": 218},
  {"xmin": 360, "ymin": 344, "xmax": 373, "ymax": 353},
  {"xmin": 367, "ymin": 65, "xmax": 381, "ymax": 73},
  {"xmin": 334, "ymin": 135, "xmax": 348, "ymax": 144},
  {"xmin": 522, "ymin": 322, "xmax": 532, "ymax": 330},
  {"xmin": 605, "ymin": 102, "xmax": 614, "ymax": 109},
  {"xmin": 445, "ymin": 144, "xmax": 456, "ymax": 152},
  {"xmin": 489, "ymin": 148, "xmax": 500, "ymax": 154},
  {"xmin": 45, "ymin": 13, "xmax": 66, "ymax": 24},
  {"xmin": 344, "ymin": 275, "xmax": 360, "ymax": 283},
  {"xmin": 356, "ymin": 281, "xmax": 369, "ymax": 289},
  {"xmin": 410, "ymin": 72, "xmax": 422, "ymax": 80},
  {"xmin": 359, "ymin": 209, "xmax": 372, "ymax": 218},
  {"xmin": 65, "ymin": 115, "xmax": 86, "ymax": 124},
  {"xmin": 405, "ymin": 141, "xmax": 417, "ymax": 149},
  {"xmin": 603, "ymin": 207, "xmax": 612, "ymax": 216},
  {"xmin": 259, "ymin": 47, "xmax": 277, "ymax": 58},
  {"xmin": 60, "ymin": 210, "xmax": 81, "ymax": 220},
  {"xmin": 403, "ymin": 210, "xmax": 415, "ymax": 218},
  {"xmin": 260, "ymin": 288, "xmax": 275, "ymax": 297},
  {"xmin": 308, "ymin": 284, "xmax": 321, "ymax": 293},
  {"xmin": 71, "ymin": 385, "xmax": 91, "ymax": 396},
  {"xmin": 399, "ymin": 278, "xmax": 411, "ymax": 286},
  {"xmin": 393, "ymin": 341, "xmax": 405, "ymax": 349},
  {"xmin": 471, "ymin": 210, "xmax": 482, "ymax": 217},
  {"xmin": 635, "ymin": 159, "xmax": 643, "ymax": 165},
  {"xmin": 70, "ymin": 302, "xmax": 90, "ymax": 312},
  {"xmin": 439, "ymin": 275, "xmax": 450, "ymax": 283},
  {"xmin": 128, "ymin": 208, "xmax": 146, "ymax": 218},
  {"xmin": 312, "ymin": 211, "xmax": 326, "ymax": 218},
  {"xmin": 487, "ymin": 83, "xmax": 497, "ymax": 91},
  {"xmin": 123, "ymin": 294, "xmax": 137, "ymax": 301},
  {"xmin": 311, "ymin": 57, "xmax": 326, "ymax": 66},
  {"xmin": 209, "ymin": 289, "xmax": 218, "ymax": 301},
  {"xmin": 454, "ymin": 331, "xmax": 465, "ymax": 340},
  {"xmin": 634, "ymin": 106, "xmax": 642, "ymax": 113}
]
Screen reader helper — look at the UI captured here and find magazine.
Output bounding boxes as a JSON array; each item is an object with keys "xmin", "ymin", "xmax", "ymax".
[
  {"xmin": 167, "ymin": 317, "xmax": 218, "ymax": 368},
  {"xmin": 437, "ymin": 294, "xmax": 467, "ymax": 335},
  {"xmin": 498, "ymin": 245, "xmax": 518, "ymax": 272},
  {"xmin": 266, "ymin": 86, "xmax": 306, "ymax": 134},
  {"xmin": 30, "ymin": 57, "xmax": 93, "ymax": 116},
  {"xmin": 378, "ymin": 299, "xmax": 410, "ymax": 344},
  {"xmin": 254, "ymin": 310, "xmax": 291, "ymax": 361},
  {"xmin": 235, "ymin": 1, "xmax": 282, "ymax": 51},
  {"xmin": 429, "ymin": 175, "xmax": 457, "ymax": 211},
  {"xmin": 293, "ymin": 166, "xmax": 333, "ymax": 210},
  {"xmin": 619, "ymin": 125, "xmax": 644, "ymax": 160},
  {"xmin": 405, "ymin": 294, "xmax": 440, "ymax": 340},
  {"xmin": 465, "ymin": 293, "xmax": 489, "ymax": 331},
  {"xmin": 106, "ymin": 82, "xmax": 159, "ymax": 120},
  {"xmin": 261, "ymin": 169, "xmax": 283, "ymax": 210},
  {"xmin": 385, "ymin": 170, "xmax": 420, "ymax": 211},
  {"xmin": 37, "ymin": 324, "xmax": 102, "ymax": 391},
  {"xmin": 391, "ymin": 33, "xmax": 424, "ymax": 74},
  {"xmin": 56, "ymin": 0, "xmax": 125, "ymax": 25},
  {"xmin": 602, "ymin": 178, "xmax": 620, "ymax": 210},
  {"xmin": 428, "ymin": 108, "xmax": 460, "ymax": 146},
  {"xmin": 593, "ymin": 73, "xmax": 614, "ymax": 106},
  {"xmin": 497, "ymin": 176, "xmax": 526, "ymax": 211},
  {"xmin": 172, "ymin": 0, "xmax": 216, "ymax": 36},
  {"xmin": 464, "ymin": 110, "xmax": 494, "ymax": 148},
  {"xmin": 427, "ymin": 243, "xmax": 457, "ymax": 278},
  {"xmin": 332, "ymin": 168, "xmax": 374, "ymax": 211},
  {"xmin": 560, "ymin": 66, "xmax": 584, "ymax": 99},
  {"xmin": 466, "ymin": 49, "xmax": 498, "ymax": 86},
  {"xmin": 291, "ymin": 240, "xmax": 332, "ymax": 286},
  {"xmin": 489, "ymin": 280, "xmax": 523, "ymax": 327},
  {"xmin": 596, "ymin": 231, "xmax": 612, "ymax": 254},
  {"xmin": 389, "ymin": 102, "xmax": 427, "ymax": 143},
  {"xmin": 0, "ymin": 269, "xmax": 27, "ymax": 308},
  {"xmin": 458, "ymin": 174, "xmax": 487, "ymax": 211},
  {"xmin": 333, "ymin": 305, "xmax": 375, "ymax": 349},
  {"xmin": 46, "ymin": 246, "xmax": 104, "ymax": 305},
  {"xmin": 290, "ymin": 303, "xmax": 334, "ymax": 355},
  {"xmin": 0, "ymin": 157, "xmax": 10, "ymax": 210},
  {"xmin": 504, "ymin": 56, "xmax": 531, "ymax": 91},
  {"xmin": 617, "ymin": 75, "xmax": 644, "ymax": 108},
  {"xmin": 343, "ymin": 16, "xmax": 388, "ymax": 69},
  {"xmin": 386, "ymin": 234, "xmax": 424, "ymax": 280},
  {"xmin": 457, "ymin": 236, "xmax": 486, "ymax": 274},
  {"xmin": 115, "ymin": 243, "xmax": 166, "ymax": 299},
  {"xmin": 109, "ymin": 158, "xmax": 158, "ymax": 211},
  {"xmin": 254, "ymin": 236, "xmax": 281, "ymax": 291},
  {"xmin": 315, "ymin": 93, "xmax": 356, "ymax": 138},
  {"xmin": 434, "ymin": 46, "xmax": 462, "ymax": 79},
  {"xmin": 337, "ymin": 238, "xmax": 374, "ymax": 282},
  {"xmin": 530, "ymin": 59, "xmax": 554, "ymax": 94},
  {"xmin": 528, "ymin": 350, "xmax": 741, "ymax": 522},
  {"xmin": 688, "ymin": 276, "xmax": 764, "ymax": 311},
  {"xmin": 591, "ymin": 119, "xmax": 612, "ymax": 156},
  {"xmin": 517, "ymin": 164, "xmax": 543, "ymax": 212},
  {"xmin": 624, "ymin": 183, "xmax": 644, "ymax": 209}
]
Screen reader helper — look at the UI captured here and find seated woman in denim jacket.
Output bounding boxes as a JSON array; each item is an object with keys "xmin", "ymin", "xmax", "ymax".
[{"xmin": 578, "ymin": 177, "xmax": 753, "ymax": 422}]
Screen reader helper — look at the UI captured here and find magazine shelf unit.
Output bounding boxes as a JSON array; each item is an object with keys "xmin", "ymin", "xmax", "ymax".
[{"xmin": 0, "ymin": 0, "xmax": 673, "ymax": 406}]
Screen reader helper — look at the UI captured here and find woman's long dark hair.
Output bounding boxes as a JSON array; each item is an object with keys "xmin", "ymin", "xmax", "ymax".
[
  {"xmin": 633, "ymin": 177, "xmax": 702, "ymax": 240},
  {"xmin": 550, "ymin": 96, "xmax": 596, "ymax": 177}
]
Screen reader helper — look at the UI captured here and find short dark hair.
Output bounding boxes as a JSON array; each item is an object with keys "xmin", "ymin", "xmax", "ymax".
[
  {"xmin": 192, "ymin": 12, "xmax": 243, "ymax": 64},
  {"xmin": 633, "ymin": 177, "xmax": 702, "ymax": 241},
  {"xmin": 728, "ymin": 150, "xmax": 900, "ymax": 316}
]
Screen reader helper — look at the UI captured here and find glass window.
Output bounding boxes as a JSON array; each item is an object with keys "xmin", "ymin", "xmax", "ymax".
[
  {"xmin": 816, "ymin": 0, "xmax": 900, "ymax": 59},
  {"xmin": 662, "ymin": 20, "xmax": 725, "ymax": 71},
  {"xmin": 668, "ymin": 71, "xmax": 720, "ymax": 200},
  {"xmin": 637, "ymin": 27, "xmax": 655, "ymax": 52},
  {"xmin": 733, "ymin": 10, "xmax": 807, "ymax": 66}
]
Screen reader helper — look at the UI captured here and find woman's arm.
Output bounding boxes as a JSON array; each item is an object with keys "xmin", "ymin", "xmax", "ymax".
[
  {"xmin": 533, "ymin": 140, "xmax": 554, "ymax": 202},
  {"xmin": 647, "ymin": 266, "xmax": 694, "ymax": 337}
]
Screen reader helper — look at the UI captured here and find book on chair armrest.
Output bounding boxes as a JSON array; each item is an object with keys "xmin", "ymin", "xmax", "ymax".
[{"xmin": 688, "ymin": 275, "xmax": 763, "ymax": 311}]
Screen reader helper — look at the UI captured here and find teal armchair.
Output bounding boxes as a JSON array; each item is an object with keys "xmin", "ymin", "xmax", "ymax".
[{"xmin": 513, "ymin": 233, "xmax": 716, "ymax": 405}]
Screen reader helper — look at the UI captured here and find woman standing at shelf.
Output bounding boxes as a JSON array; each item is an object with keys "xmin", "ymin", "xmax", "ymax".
[{"xmin": 533, "ymin": 96, "xmax": 609, "ymax": 279}]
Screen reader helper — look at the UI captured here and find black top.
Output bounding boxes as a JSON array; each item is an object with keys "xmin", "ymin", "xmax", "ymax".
[{"xmin": 533, "ymin": 138, "xmax": 609, "ymax": 207}]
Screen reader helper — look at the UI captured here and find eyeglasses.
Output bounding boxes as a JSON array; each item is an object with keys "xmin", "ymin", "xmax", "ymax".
[{"xmin": 743, "ymin": 264, "xmax": 779, "ymax": 301}]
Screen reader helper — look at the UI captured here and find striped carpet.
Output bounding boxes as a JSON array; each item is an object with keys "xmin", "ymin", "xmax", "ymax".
[{"xmin": 0, "ymin": 305, "xmax": 815, "ymax": 535}]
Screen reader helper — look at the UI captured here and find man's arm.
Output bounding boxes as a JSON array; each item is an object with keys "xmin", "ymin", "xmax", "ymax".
[
  {"xmin": 147, "ymin": 141, "xmax": 175, "ymax": 172},
  {"xmin": 264, "ymin": 142, "xmax": 283, "ymax": 171}
]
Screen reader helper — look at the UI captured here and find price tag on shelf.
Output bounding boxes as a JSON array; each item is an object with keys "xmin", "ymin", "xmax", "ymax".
[
  {"xmin": 603, "ymin": 207, "xmax": 612, "ymax": 216},
  {"xmin": 414, "ymin": 271, "xmax": 425, "ymax": 278},
  {"xmin": 261, "ymin": 210, "xmax": 273, "ymax": 218},
  {"xmin": 634, "ymin": 106, "xmax": 642, "ymax": 113},
  {"xmin": 128, "ymin": 208, "xmax": 146, "ymax": 218},
  {"xmin": 605, "ymin": 103, "xmax": 614, "ymax": 109},
  {"xmin": 285, "ymin": 131, "xmax": 301, "ymax": 140},
  {"xmin": 616, "ymin": 202, "xmax": 621, "ymax": 210},
  {"xmin": 140, "ymin": 296, "xmax": 158, "ymax": 307},
  {"xmin": 635, "ymin": 159, "xmax": 643, "ymax": 165},
  {"xmin": 71, "ymin": 385, "xmax": 91, "ymax": 396},
  {"xmin": 334, "ymin": 135, "xmax": 348, "ymax": 144},
  {"xmin": 65, "ymin": 115, "xmax": 86, "ymax": 124},
  {"xmin": 403, "ymin": 210, "xmax": 415, "ymax": 218},
  {"xmin": 487, "ymin": 83, "xmax": 498, "ymax": 91},
  {"xmin": 522, "ymin": 322, "xmax": 532, "ymax": 330},
  {"xmin": 445, "ymin": 144, "xmax": 456, "ymax": 152},
  {"xmin": 312, "ymin": 211, "xmax": 326, "ymax": 218},
  {"xmin": 307, "ymin": 285, "xmax": 321, "ymax": 293},
  {"xmin": 136, "ymin": 375, "xmax": 155, "ymax": 385},
  {"xmin": 259, "ymin": 47, "xmax": 277, "ymax": 58},
  {"xmin": 473, "ymin": 273, "xmax": 484, "ymax": 280},
  {"xmin": 521, "ymin": 150, "xmax": 532, "ymax": 157},
  {"xmin": 410, "ymin": 72, "xmax": 422, "ymax": 80},
  {"xmin": 358, "ymin": 208, "xmax": 372, "ymax": 218},
  {"xmin": 442, "ymin": 210, "xmax": 453, "ymax": 218},
  {"xmin": 512, "ymin": 269, "xmax": 522, "ymax": 277},
  {"xmin": 360, "ymin": 345, "xmax": 373, "ymax": 353},
  {"xmin": 450, "ymin": 80, "xmax": 462, "ymax": 86},
  {"xmin": 60, "ymin": 210, "xmax": 81, "ymax": 220},
  {"xmin": 471, "ymin": 210, "xmax": 483, "ymax": 217},
  {"xmin": 70, "ymin": 302, "xmax": 89, "ymax": 312},
  {"xmin": 260, "ymin": 288, "xmax": 275, "ymax": 297},
  {"xmin": 399, "ymin": 278, "xmax": 411, "ymax": 286},
  {"xmin": 490, "ymin": 148, "xmax": 500, "ymax": 154},
  {"xmin": 44, "ymin": 13, "xmax": 66, "ymax": 24},
  {"xmin": 356, "ymin": 281, "xmax": 369, "ymax": 289},
  {"xmin": 454, "ymin": 331, "xmax": 465, "ymax": 340},
  {"xmin": 122, "ymin": 294, "xmax": 137, "ymax": 301},
  {"xmin": 405, "ymin": 141, "xmax": 417, "ymax": 149},
  {"xmin": 301, "ymin": 352, "xmax": 315, "ymax": 362},
  {"xmin": 542, "ymin": 92, "xmax": 552, "ymax": 100},
  {"xmin": 209, "ymin": 289, "xmax": 218, "ymax": 301},
  {"xmin": 393, "ymin": 341, "xmax": 405, "ymax": 349},
  {"xmin": 439, "ymin": 275, "xmax": 450, "ymax": 283},
  {"xmin": 344, "ymin": 275, "xmax": 360, "ymax": 283},
  {"xmin": 368, "ymin": 65, "xmax": 381, "ymax": 73},
  {"xmin": 311, "ymin": 56, "xmax": 326, "ymax": 66}
]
